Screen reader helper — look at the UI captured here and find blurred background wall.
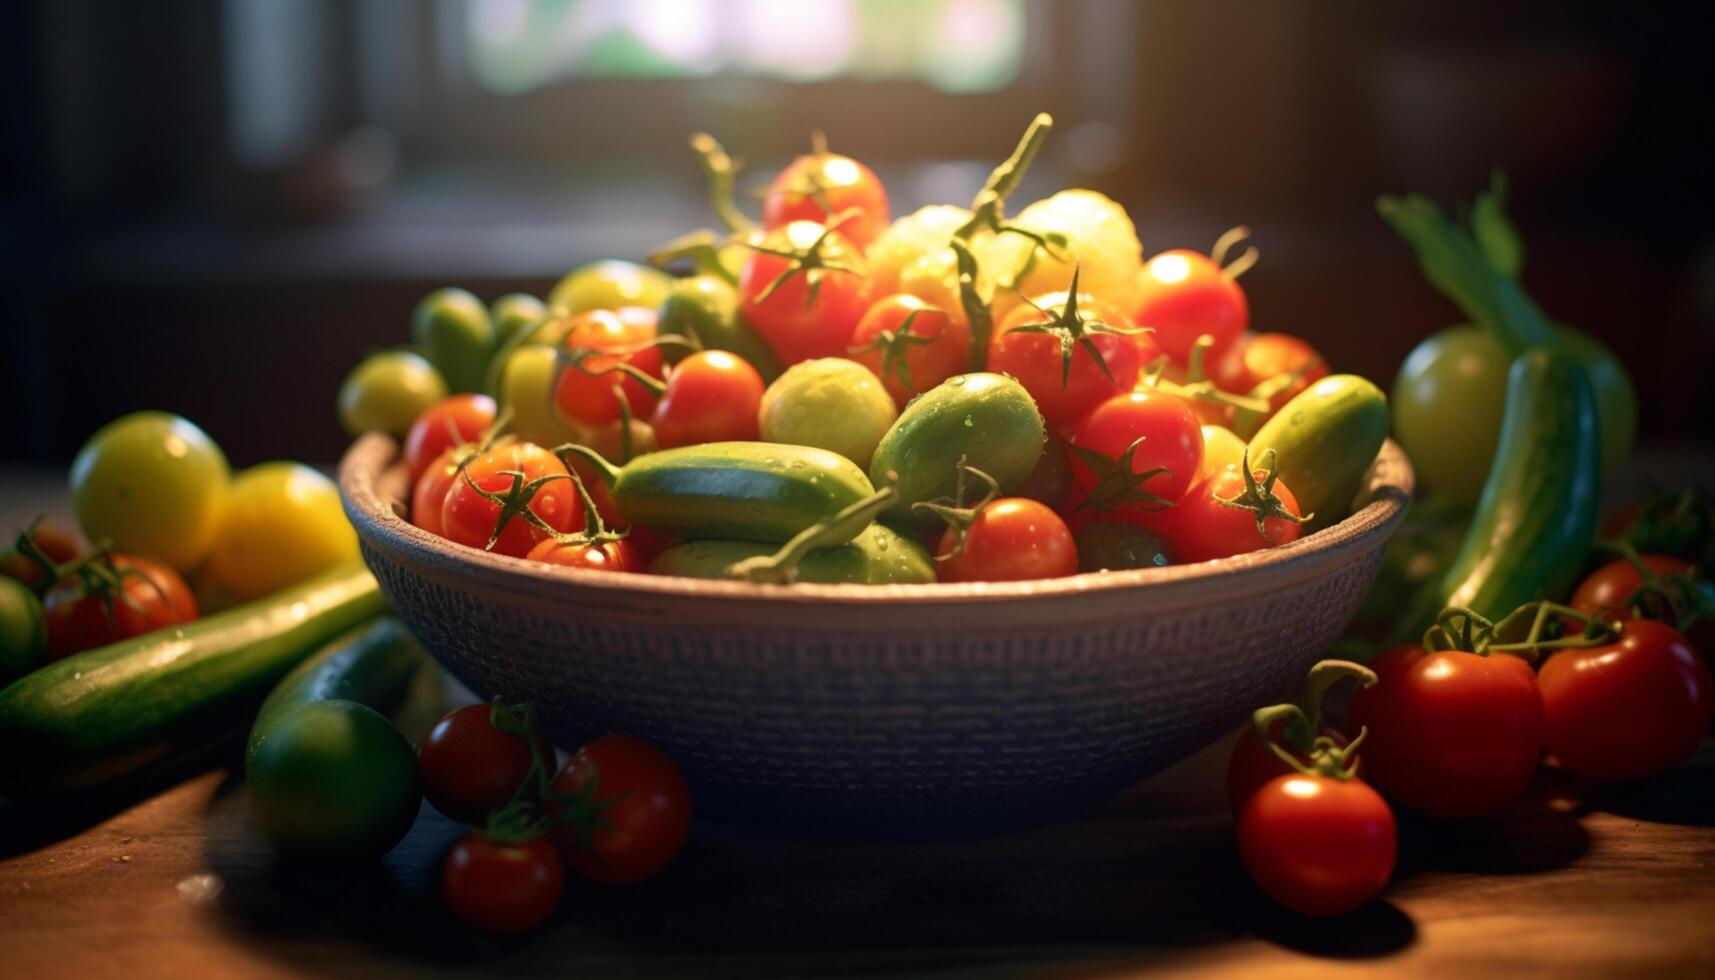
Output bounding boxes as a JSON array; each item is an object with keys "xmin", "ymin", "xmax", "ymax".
[{"xmin": 2, "ymin": 0, "xmax": 1710, "ymax": 467}]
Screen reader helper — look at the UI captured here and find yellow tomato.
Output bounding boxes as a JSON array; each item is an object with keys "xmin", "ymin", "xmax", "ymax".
[
  {"xmin": 70, "ymin": 412, "xmax": 230, "ymax": 571},
  {"xmin": 980, "ymin": 189, "xmax": 1144, "ymax": 322},
  {"xmin": 1197, "ymin": 424, "xmax": 1248, "ymax": 484},
  {"xmin": 202, "ymin": 462, "xmax": 358, "ymax": 603}
]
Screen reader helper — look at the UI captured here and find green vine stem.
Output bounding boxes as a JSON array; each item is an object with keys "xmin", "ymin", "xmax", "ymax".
[
  {"xmin": 950, "ymin": 239, "xmax": 994, "ymax": 372},
  {"xmin": 744, "ymin": 208, "xmax": 866, "ymax": 307},
  {"xmin": 648, "ymin": 230, "xmax": 740, "ymax": 285},
  {"xmin": 1599, "ymin": 537, "xmax": 1715, "ymax": 632},
  {"xmin": 725, "ymin": 489, "xmax": 898, "ymax": 584},
  {"xmin": 455, "ymin": 466, "xmax": 573, "ymax": 551},
  {"xmin": 542, "ymin": 469, "xmax": 628, "ymax": 548},
  {"xmin": 689, "ymin": 132, "xmax": 755, "ymax": 235},
  {"xmin": 1210, "ymin": 225, "xmax": 1259, "ymax": 279},
  {"xmin": 1250, "ymin": 659, "xmax": 1377, "ymax": 779},
  {"xmin": 1213, "ymin": 448, "xmax": 1314, "ymax": 538},
  {"xmin": 956, "ymin": 112, "xmax": 1053, "ymax": 241},
  {"xmin": 1422, "ymin": 602, "xmax": 1621, "ymax": 664},
  {"xmin": 910, "ymin": 458, "xmax": 1001, "ymax": 559}
]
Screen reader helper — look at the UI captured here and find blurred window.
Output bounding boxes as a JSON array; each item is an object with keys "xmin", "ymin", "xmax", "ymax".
[{"xmin": 460, "ymin": 0, "xmax": 1027, "ymax": 94}]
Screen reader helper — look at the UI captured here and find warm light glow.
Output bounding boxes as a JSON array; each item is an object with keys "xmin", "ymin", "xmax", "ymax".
[
  {"xmin": 1282, "ymin": 777, "xmax": 1321, "ymax": 799},
  {"xmin": 823, "ymin": 157, "xmax": 861, "ymax": 185},
  {"xmin": 629, "ymin": 0, "xmax": 716, "ymax": 65},
  {"xmin": 736, "ymin": 0, "xmax": 856, "ymax": 81},
  {"xmin": 1149, "ymin": 253, "xmax": 1192, "ymax": 285},
  {"xmin": 1423, "ymin": 657, "xmax": 1455, "ymax": 680}
]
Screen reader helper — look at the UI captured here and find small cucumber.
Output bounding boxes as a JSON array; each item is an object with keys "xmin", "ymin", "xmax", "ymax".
[
  {"xmin": 658, "ymin": 275, "xmax": 784, "ymax": 380},
  {"xmin": 869, "ymin": 372, "xmax": 1046, "ymax": 529},
  {"xmin": 1248, "ymin": 375, "xmax": 1389, "ymax": 531},
  {"xmin": 648, "ymin": 524, "xmax": 936, "ymax": 585},
  {"xmin": 0, "ymin": 564, "xmax": 385, "ymax": 796},
  {"xmin": 1397, "ymin": 348, "xmax": 1600, "ymax": 636},
  {"xmin": 246, "ymin": 618, "xmax": 430, "ymax": 860},
  {"xmin": 573, "ymin": 442, "xmax": 876, "ymax": 545}
]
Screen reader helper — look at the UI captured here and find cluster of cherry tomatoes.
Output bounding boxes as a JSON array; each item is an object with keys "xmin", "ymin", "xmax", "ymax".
[
  {"xmin": 387, "ymin": 115, "xmax": 1338, "ymax": 582},
  {"xmin": 1227, "ymin": 516, "xmax": 1713, "ymax": 917},
  {"xmin": 417, "ymin": 699, "xmax": 690, "ymax": 934}
]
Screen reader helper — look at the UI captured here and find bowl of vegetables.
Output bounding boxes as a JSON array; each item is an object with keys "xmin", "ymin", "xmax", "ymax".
[{"xmin": 336, "ymin": 114, "xmax": 1414, "ymax": 836}]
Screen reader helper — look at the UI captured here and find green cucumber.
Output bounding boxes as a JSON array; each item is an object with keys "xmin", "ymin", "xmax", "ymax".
[
  {"xmin": 648, "ymin": 524, "xmax": 936, "ymax": 585},
  {"xmin": 572, "ymin": 441, "xmax": 876, "ymax": 545},
  {"xmin": 658, "ymin": 275, "xmax": 784, "ymax": 380},
  {"xmin": 0, "ymin": 564, "xmax": 385, "ymax": 796},
  {"xmin": 1247, "ymin": 374, "xmax": 1389, "ymax": 531},
  {"xmin": 246, "ymin": 618, "xmax": 429, "ymax": 860},
  {"xmin": 869, "ymin": 372, "xmax": 1046, "ymax": 529},
  {"xmin": 1396, "ymin": 348, "xmax": 1600, "ymax": 638}
]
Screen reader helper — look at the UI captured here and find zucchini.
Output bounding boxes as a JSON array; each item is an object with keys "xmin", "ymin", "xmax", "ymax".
[
  {"xmin": 0, "ymin": 564, "xmax": 385, "ymax": 796},
  {"xmin": 868, "ymin": 372, "xmax": 1046, "ymax": 529},
  {"xmin": 1395, "ymin": 348, "xmax": 1601, "ymax": 639},
  {"xmin": 569, "ymin": 441, "xmax": 875, "ymax": 545},
  {"xmin": 246, "ymin": 618, "xmax": 428, "ymax": 859},
  {"xmin": 1247, "ymin": 375, "xmax": 1389, "ymax": 531},
  {"xmin": 648, "ymin": 523, "xmax": 937, "ymax": 585}
]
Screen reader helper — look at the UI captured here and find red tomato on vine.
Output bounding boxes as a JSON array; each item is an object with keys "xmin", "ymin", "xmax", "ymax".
[
  {"xmin": 738, "ymin": 219, "xmax": 874, "ymax": 367},
  {"xmin": 1067, "ymin": 388, "xmax": 1204, "ymax": 519},
  {"xmin": 762, "ymin": 135, "xmax": 891, "ymax": 252},
  {"xmin": 552, "ymin": 309, "xmax": 664, "ymax": 428}
]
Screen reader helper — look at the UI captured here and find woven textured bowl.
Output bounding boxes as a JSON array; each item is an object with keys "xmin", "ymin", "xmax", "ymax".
[{"xmin": 340, "ymin": 434, "xmax": 1412, "ymax": 838}]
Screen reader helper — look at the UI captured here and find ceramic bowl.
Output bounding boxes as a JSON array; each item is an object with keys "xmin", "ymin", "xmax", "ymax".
[{"xmin": 339, "ymin": 434, "xmax": 1413, "ymax": 838}]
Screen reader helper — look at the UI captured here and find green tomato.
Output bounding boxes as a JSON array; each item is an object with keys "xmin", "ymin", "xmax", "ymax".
[
  {"xmin": 1073, "ymin": 520, "xmax": 1173, "ymax": 572},
  {"xmin": 496, "ymin": 344, "xmax": 581, "ymax": 448},
  {"xmin": 1558, "ymin": 325, "xmax": 1636, "ymax": 475},
  {"xmin": 247, "ymin": 699, "xmax": 421, "ymax": 860},
  {"xmin": 338, "ymin": 350, "xmax": 448, "ymax": 439},
  {"xmin": 0, "ymin": 578, "xmax": 47, "ymax": 685},
  {"xmin": 201, "ymin": 462, "xmax": 359, "ymax": 605},
  {"xmin": 657, "ymin": 274, "xmax": 784, "ymax": 380},
  {"xmin": 759, "ymin": 358, "xmax": 898, "ymax": 469},
  {"xmin": 412, "ymin": 288, "xmax": 496, "ymax": 393},
  {"xmin": 548, "ymin": 260, "xmax": 672, "ymax": 315},
  {"xmin": 490, "ymin": 292, "xmax": 548, "ymax": 349},
  {"xmin": 1391, "ymin": 327, "xmax": 1509, "ymax": 507},
  {"xmin": 70, "ymin": 411, "xmax": 230, "ymax": 571}
]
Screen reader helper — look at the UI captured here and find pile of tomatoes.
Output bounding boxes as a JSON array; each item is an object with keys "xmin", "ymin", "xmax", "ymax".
[
  {"xmin": 1, "ymin": 412, "xmax": 358, "ymax": 685},
  {"xmin": 341, "ymin": 115, "xmax": 1343, "ymax": 583},
  {"xmin": 1229, "ymin": 509, "xmax": 1714, "ymax": 916}
]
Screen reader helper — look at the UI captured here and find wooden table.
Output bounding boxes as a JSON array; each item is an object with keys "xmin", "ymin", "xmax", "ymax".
[{"xmin": 2, "ymin": 727, "xmax": 1711, "ymax": 979}]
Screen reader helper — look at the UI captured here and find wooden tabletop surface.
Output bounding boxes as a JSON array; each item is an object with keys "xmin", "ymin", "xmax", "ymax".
[{"xmin": 2, "ymin": 726, "xmax": 1711, "ymax": 980}]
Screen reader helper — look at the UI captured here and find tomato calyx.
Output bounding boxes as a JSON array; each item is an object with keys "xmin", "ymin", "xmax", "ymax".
[
  {"xmin": 778, "ymin": 130, "xmax": 841, "ymax": 221},
  {"xmin": 1209, "ymin": 225, "xmax": 1260, "ymax": 281},
  {"xmin": 911, "ymin": 458, "xmax": 1002, "ymax": 560},
  {"xmin": 1212, "ymin": 449, "xmax": 1314, "ymax": 540},
  {"xmin": 1252, "ymin": 658, "xmax": 1377, "ymax": 780},
  {"xmin": 1423, "ymin": 602, "xmax": 1622, "ymax": 664},
  {"xmin": 542, "ymin": 468, "xmax": 629, "ymax": 549},
  {"xmin": 848, "ymin": 307, "xmax": 941, "ymax": 397},
  {"xmin": 455, "ymin": 464, "xmax": 572, "ymax": 553},
  {"xmin": 744, "ymin": 211, "xmax": 867, "ymax": 308},
  {"xmin": 10, "ymin": 520, "xmax": 67, "ymax": 597},
  {"xmin": 1068, "ymin": 436, "xmax": 1177, "ymax": 514},
  {"xmin": 1596, "ymin": 540, "xmax": 1715, "ymax": 633},
  {"xmin": 1008, "ymin": 264, "xmax": 1149, "ymax": 388},
  {"xmin": 33, "ymin": 536, "xmax": 168, "ymax": 624},
  {"xmin": 725, "ymin": 488, "xmax": 898, "ymax": 584}
]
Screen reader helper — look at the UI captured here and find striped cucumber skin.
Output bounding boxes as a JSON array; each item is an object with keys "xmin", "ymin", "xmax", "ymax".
[
  {"xmin": 648, "ymin": 524, "xmax": 936, "ymax": 585},
  {"xmin": 614, "ymin": 442, "xmax": 875, "ymax": 545},
  {"xmin": 1248, "ymin": 375, "xmax": 1389, "ymax": 531}
]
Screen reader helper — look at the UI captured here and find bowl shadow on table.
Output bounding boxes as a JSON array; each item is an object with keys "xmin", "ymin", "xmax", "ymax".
[{"xmin": 197, "ymin": 739, "xmax": 1418, "ymax": 974}]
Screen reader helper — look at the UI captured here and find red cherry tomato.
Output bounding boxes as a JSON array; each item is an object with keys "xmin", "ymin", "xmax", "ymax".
[
  {"xmin": 440, "ymin": 443, "xmax": 581, "ymax": 558},
  {"xmin": 403, "ymin": 394, "xmax": 497, "ymax": 483},
  {"xmin": 443, "ymin": 834, "xmax": 564, "ymax": 935},
  {"xmin": 761, "ymin": 147, "xmax": 890, "ymax": 252},
  {"xmin": 738, "ymin": 220, "xmax": 874, "ymax": 367},
  {"xmin": 1238, "ymin": 774, "xmax": 1396, "ymax": 917},
  {"xmin": 418, "ymin": 703, "xmax": 556, "ymax": 825},
  {"xmin": 525, "ymin": 536, "xmax": 645, "ymax": 574},
  {"xmin": 1347, "ymin": 644, "xmax": 1544, "ymax": 819},
  {"xmin": 1, "ymin": 523, "xmax": 83, "ymax": 590},
  {"xmin": 1134, "ymin": 249, "xmax": 1250, "ymax": 364},
  {"xmin": 552, "ymin": 309, "xmax": 664, "ymax": 427},
  {"xmin": 1210, "ymin": 332, "xmax": 1328, "ymax": 415},
  {"xmin": 411, "ymin": 446, "xmax": 466, "ymax": 538},
  {"xmin": 989, "ymin": 293, "xmax": 1153, "ymax": 426},
  {"xmin": 1226, "ymin": 719, "xmax": 1351, "ymax": 816},
  {"xmin": 650, "ymin": 350, "xmax": 764, "ymax": 449},
  {"xmin": 43, "ymin": 553, "xmax": 198, "ymax": 660},
  {"xmin": 1144, "ymin": 463, "xmax": 1304, "ymax": 563},
  {"xmin": 847, "ymin": 294, "xmax": 971, "ymax": 409},
  {"xmin": 1538, "ymin": 619, "xmax": 1713, "ymax": 782},
  {"xmin": 1569, "ymin": 554, "xmax": 1695, "ymax": 623},
  {"xmin": 933, "ymin": 498, "xmax": 1078, "ymax": 583},
  {"xmin": 1068, "ymin": 389, "xmax": 1204, "ymax": 518},
  {"xmin": 549, "ymin": 735, "xmax": 691, "ymax": 884}
]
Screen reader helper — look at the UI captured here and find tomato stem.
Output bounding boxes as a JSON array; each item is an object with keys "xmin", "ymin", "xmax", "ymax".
[
  {"xmin": 911, "ymin": 458, "xmax": 1002, "ymax": 560},
  {"xmin": 688, "ymin": 132, "xmax": 755, "ymax": 235},
  {"xmin": 725, "ymin": 488, "xmax": 898, "ymax": 584},
  {"xmin": 648, "ymin": 230, "xmax": 740, "ymax": 286},
  {"xmin": 1211, "ymin": 448, "xmax": 1314, "ymax": 539}
]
